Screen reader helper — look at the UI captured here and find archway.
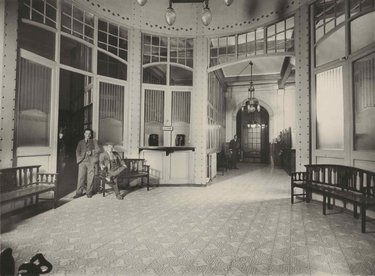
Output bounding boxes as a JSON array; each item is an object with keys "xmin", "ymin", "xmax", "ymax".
[{"xmin": 236, "ymin": 106, "xmax": 270, "ymax": 163}]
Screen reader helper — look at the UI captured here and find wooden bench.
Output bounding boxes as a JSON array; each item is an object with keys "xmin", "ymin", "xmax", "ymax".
[
  {"xmin": 291, "ymin": 164, "xmax": 375, "ymax": 233},
  {"xmin": 0, "ymin": 166, "xmax": 58, "ymax": 211},
  {"xmin": 97, "ymin": 158, "xmax": 150, "ymax": 197}
]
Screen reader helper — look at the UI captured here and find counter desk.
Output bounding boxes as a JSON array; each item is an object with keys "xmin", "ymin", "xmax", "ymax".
[{"xmin": 139, "ymin": 146, "xmax": 195, "ymax": 185}]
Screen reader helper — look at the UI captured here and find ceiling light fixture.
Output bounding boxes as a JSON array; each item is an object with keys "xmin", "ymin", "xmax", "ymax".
[
  {"xmin": 137, "ymin": 0, "xmax": 233, "ymax": 26},
  {"xmin": 201, "ymin": 0, "xmax": 212, "ymax": 26},
  {"xmin": 224, "ymin": 0, "xmax": 234, "ymax": 6},
  {"xmin": 165, "ymin": 0, "xmax": 177, "ymax": 26},
  {"xmin": 241, "ymin": 61, "xmax": 260, "ymax": 113},
  {"xmin": 136, "ymin": 0, "xmax": 147, "ymax": 6}
]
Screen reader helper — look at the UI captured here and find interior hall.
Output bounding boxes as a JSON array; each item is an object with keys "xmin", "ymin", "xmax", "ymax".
[{"xmin": 0, "ymin": 0, "xmax": 374, "ymax": 275}]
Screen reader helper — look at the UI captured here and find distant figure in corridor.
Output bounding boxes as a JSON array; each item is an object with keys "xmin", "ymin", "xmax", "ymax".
[
  {"xmin": 74, "ymin": 128, "xmax": 99, "ymax": 198},
  {"xmin": 229, "ymin": 134, "xmax": 240, "ymax": 169},
  {"xmin": 57, "ymin": 128, "xmax": 67, "ymax": 173},
  {"xmin": 99, "ymin": 142, "xmax": 127, "ymax": 200}
]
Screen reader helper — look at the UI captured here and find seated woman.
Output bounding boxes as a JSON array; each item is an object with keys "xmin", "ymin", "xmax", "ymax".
[{"xmin": 99, "ymin": 142, "xmax": 127, "ymax": 200}]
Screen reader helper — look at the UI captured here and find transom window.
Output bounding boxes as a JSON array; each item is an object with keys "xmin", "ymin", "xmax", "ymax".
[
  {"xmin": 209, "ymin": 17, "xmax": 294, "ymax": 67},
  {"xmin": 314, "ymin": 0, "xmax": 345, "ymax": 43},
  {"xmin": 237, "ymin": 28, "xmax": 264, "ymax": 59},
  {"xmin": 61, "ymin": 0, "xmax": 94, "ymax": 43},
  {"xmin": 143, "ymin": 34, "xmax": 168, "ymax": 64},
  {"xmin": 98, "ymin": 20, "xmax": 128, "ymax": 61},
  {"xmin": 267, "ymin": 17, "xmax": 294, "ymax": 53},
  {"xmin": 170, "ymin": 38, "xmax": 194, "ymax": 67},
  {"xmin": 20, "ymin": 0, "xmax": 57, "ymax": 28}
]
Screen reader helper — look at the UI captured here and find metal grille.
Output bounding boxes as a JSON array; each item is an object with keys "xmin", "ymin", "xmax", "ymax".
[
  {"xmin": 99, "ymin": 82, "xmax": 125, "ymax": 144},
  {"xmin": 172, "ymin": 91, "xmax": 190, "ymax": 123},
  {"xmin": 144, "ymin": 89, "xmax": 164, "ymax": 124}
]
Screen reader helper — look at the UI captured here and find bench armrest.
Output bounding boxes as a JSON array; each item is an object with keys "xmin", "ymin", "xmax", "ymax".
[
  {"xmin": 143, "ymin": 165, "xmax": 150, "ymax": 173},
  {"xmin": 38, "ymin": 173, "xmax": 59, "ymax": 185},
  {"xmin": 291, "ymin": 171, "xmax": 307, "ymax": 182}
]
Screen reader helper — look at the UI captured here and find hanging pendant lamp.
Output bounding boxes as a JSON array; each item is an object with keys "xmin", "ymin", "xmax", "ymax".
[
  {"xmin": 136, "ymin": 0, "xmax": 147, "ymax": 6},
  {"xmin": 165, "ymin": 0, "xmax": 177, "ymax": 26},
  {"xmin": 224, "ymin": 0, "xmax": 234, "ymax": 6},
  {"xmin": 241, "ymin": 61, "xmax": 260, "ymax": 113},
  {"xmin": 201, "ymin": 0, "xmax": 212, "ymax": 26}
]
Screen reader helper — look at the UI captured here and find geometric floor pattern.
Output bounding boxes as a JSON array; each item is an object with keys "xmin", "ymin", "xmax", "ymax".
[{"xmin": 1, "ymin": 163, "xmax": 375, "ymax": 275}]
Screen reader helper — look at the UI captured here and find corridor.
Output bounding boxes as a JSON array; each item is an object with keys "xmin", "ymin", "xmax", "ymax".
[{"xmin": 1, "ymin": 164, "xmax": 375, "ymax": 275}]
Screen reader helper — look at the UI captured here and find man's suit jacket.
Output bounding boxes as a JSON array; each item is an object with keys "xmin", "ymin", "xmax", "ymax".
[
  {"xmin": 99, "ymin": 151, "xmax": 125, "ymax": 170},
  {"xmin": 76, "ymin": 138, "xmax": 100, "ymax": 164}
]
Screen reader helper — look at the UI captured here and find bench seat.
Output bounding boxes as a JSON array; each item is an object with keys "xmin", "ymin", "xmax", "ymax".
[
  {"xmin": 0, "ymin": 166, "xmax": 58, "ymax": 211},
  {"xmin": 291, "ymin": 164, "xmax": 375, "ymax": 233},
  {"xmin": 1, "ymin": 184, "xmax": 55, "ymax": 204},
  {"xmin": 97, "ymin": 158, "xmax": 150, "ymax": 197}
]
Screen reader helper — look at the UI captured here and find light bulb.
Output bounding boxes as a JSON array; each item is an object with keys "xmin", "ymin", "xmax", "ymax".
[
  {"xmin": 201, "ymin": 7, "xmax": 212, "ymax": 26},
  {"xmin": 224, "ymin": 0, "xmax": 234, "ymax": 6},
  {"xmin": 165, "ymin": 7, "xmax": 176, "ymax": 25},
  {"xmin": 137, "ymin": 0, "xmax": 147, "ymax": 6}
]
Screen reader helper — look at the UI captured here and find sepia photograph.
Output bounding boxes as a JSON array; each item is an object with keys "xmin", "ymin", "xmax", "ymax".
[{"xmin": 0, "ymin": 0, "xmax": 374, "ymax": 275}]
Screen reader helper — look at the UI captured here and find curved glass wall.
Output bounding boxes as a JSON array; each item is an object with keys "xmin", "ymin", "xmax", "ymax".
[
  {"xmin": 312, "ymin": 0, "xmax": 375, "ymax": 166},
  {"xmin": 209, "ymin": 17, "xmax": 294, "ymax": 67},
  {"xmin": 16, "ymin": 0, "xmax": 129, "ymax": 149}
]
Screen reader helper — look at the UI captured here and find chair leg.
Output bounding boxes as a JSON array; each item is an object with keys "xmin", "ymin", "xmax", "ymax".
[
  {"xmin": 102, "ymin": 179, "xmax": 105, "ymax": 197},
  {"xmin": 291, "ymin": 185, "xmax": 294, "ymax": 204},
  {"xmin": 323, "ymin": 194, "xmax": 326, "ymax": 215},
  {"xmin": 361, "ymin": 205, "xmax": 366, "ymax": 233},
  {"xmin": 306, "ymin": 190, "xmax": 312, "ymax": 203},
  {"xmin": 53, "ymin": 188, "xmax": 57, "ymax": 209},
  {"xmin": 354, "ymin": 203, "xmax": 359, "ymax": 219}
]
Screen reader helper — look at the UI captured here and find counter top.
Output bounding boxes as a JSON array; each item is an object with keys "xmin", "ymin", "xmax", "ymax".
[{"xmin": 139, "ymin": 146, "xmax": 195, "ymax": 156}]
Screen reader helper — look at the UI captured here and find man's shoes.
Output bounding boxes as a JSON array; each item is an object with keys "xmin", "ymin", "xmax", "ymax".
[
  {"xmin": 234, "ymin": 167, "xmax": 239, "ymax": 169},
  {"xmin": 116, "ymin": 194, "xmax": 124, "ymax": 200},
  {"xmin": 87, "ymin": 194, "xmax": 93, "ymax": 198},
  {"xmin": 73, "ymin": 193, "xmax": 83, "ymax": 199}
]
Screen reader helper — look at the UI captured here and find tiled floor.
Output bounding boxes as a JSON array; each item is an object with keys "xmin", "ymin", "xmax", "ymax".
[{"xmin": 1, "ymin": 163, "xmax": 375, "ymax": 275}]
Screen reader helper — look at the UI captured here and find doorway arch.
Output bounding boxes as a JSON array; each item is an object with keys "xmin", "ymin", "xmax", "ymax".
[{"xmin": 236, "ymin": 106, "xmax": 270, "ymax": 163}]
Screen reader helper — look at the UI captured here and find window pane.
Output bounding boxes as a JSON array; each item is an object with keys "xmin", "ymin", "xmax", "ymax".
[
  {"xmin": 16, "ymin": 58, "xmax": 51, "ymax": 147},
  {"xmin": 170, "ymin": 65, "xmax": 193, "ymax": 86},
  {"xmin": 60, "ymin": 35, "xmax": 92, "ymax": 72},
  {"xmin": 97, "ymin": 51, "xmax": 127, "ymax": 81},
  {"xmin": 353, "ymin": 52, "xmax": 375, "ymax": 150},
  {"xmin": 350, "ymin": 11, "xmax": 375, "ymax": 53},
  {"xmin": 144, "ymin": 89, "xmax": 165, "ymax": 146},
  {"xmin": 99, "ymin": 82, "xmax": 124, "ymax": 145},
  {"xmin": 143, "ymin": 65, "xmax": 167, "ymax": 85},
  {"xmin": 316, "ymin": 26, "xmax": 345, "ymax": 66},
  {"xmin": 316, "ymin": 67, "xmax": 344, "ymax": 149},
  {"xmin": 18, "ymin": 22, "xmax": 55, "ymax": 60}
]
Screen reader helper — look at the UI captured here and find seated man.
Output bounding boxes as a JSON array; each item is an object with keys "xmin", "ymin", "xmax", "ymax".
[{"xmin": 99, "ymin": 142, "xmax": 127, "ymax": 200}]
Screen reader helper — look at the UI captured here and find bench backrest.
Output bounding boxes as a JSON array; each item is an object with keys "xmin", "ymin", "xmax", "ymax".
[
  {"xmin": 122, "ymin": 159, "xmax": 147, "ymax": 173},
  {"xmin": 0, "ymin": 166, "xmax": 41, "ymax": 192},
  {"xmin": 305, "ymin": 164, "xmax": 375, "ymax": 196}
]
